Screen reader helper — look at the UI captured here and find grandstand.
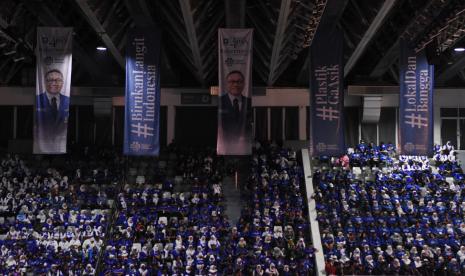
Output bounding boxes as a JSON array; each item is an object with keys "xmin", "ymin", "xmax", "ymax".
[{"xmin": 3, "ymin": 0, "xmax": 465, "ymax": 275}]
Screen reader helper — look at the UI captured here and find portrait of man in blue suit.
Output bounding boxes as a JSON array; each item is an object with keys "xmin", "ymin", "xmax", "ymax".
[
  {"xmin": 36, "ymin": 69, "xmax": 69, "ymax": 136},
  {"xmin": 219, "ymin": 70, "xmax": 252, "ymax": 142}
]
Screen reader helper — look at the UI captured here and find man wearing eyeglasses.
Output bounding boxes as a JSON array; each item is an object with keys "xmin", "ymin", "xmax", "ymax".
[
  {"xmin": 219, "ymin": 70, "xmax": 252, "ymax": 142},
  {"xmin": 36, "ymin": 69, "xmax": 69, "ymax": 135}
]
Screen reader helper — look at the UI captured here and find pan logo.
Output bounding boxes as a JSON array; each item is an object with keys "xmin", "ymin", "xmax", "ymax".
[
  {"xmin": 316, "ymin": 143, "xmax": 327, "ymax": 152},
  {"xmin": 130, "ymin": 141, "xmax": 141, "ymax": 152},
  {"xmin": 41, "ymin": 35, "xmax": 67, "ymax": 48},
  {"xmin": 404, "ymin": 142, "xmax": 415, "ymax": 152},
  {"xmin": 225, "ymin": 58, "xmax": 234, "ymax": 67},
  {"xmin": 223, "ymin": 37, "xmax": 247, "ymax": 48},
  {"xmin": 44, "ymin": 56, "xmax": 53, "ymax": 65}
]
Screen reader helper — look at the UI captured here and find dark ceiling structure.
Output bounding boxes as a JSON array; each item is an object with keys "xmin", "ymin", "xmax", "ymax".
[{"xmin": 1, "ymin": 0, "xmax": 465, "ymax": 89}]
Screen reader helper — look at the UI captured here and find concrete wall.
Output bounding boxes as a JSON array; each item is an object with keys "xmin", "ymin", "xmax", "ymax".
[{"xmin": 1, "ymin": 86, "xmax": 464, "ymax": 145}]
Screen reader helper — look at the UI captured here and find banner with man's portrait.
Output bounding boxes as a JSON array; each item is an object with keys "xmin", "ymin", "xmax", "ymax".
[
  {"xmin": 217, "ymin": 29, "xmax": 253, "ymax": 155},
  {"xmin": 33, "ymin": 27, "xmax": 73, "ymax": 154}
]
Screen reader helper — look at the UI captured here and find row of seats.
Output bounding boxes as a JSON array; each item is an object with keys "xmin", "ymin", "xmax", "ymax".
[
  {"xmin": 234, "ymin": 146, "xmax": 315, "ymax": 275},
  {"xmin": 0, "ymin": 148, "xmax": 122, "ymax": 275},
  {"xmin": 316, "ymin": 142, "xmax": 465, "ymax": 275},
  {"xmin": 0, "ymin": 144, "xmax": 315, "ymax": 275}
]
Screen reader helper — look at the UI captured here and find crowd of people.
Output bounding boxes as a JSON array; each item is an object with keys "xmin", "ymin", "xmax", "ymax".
[
  {"xmin": 103, "ymin": 145, "xmax": 314, "ymax": 275},
  {"xmin": 315, "ymin": 141, "xmax": 465, "ymax": 275},
  {"xmin": 0, "ymin": 144, "xmax": 314, "ymax": 275},
  {"xmin": 235, "ymin": 145, "xmax": 315, "ymax": 275},
  {"xmin": 104, "ymin": 150, "xmax": 231, "ymax": 275},
  {"xmin": 0, "ymin": 148, "xmax": 122, "ymax": 275}
]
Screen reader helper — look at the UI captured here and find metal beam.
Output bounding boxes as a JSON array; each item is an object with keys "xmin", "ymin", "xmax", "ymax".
[
  {"xmin": 318, "ymin": 0, "xmax": 350, "ymax": 31},
  {"xmin": 437, "ymin": 55, "xmax": 465, "ymax": 84},
  {"xmin": 267, "ymin": 0, "xmax": 292, "ymax": 85},
  {"xmin": 0, "ymin": 14, "xmax": 9, "ymax": 28},
  {"xmin": 344, "ymin": 0, "xmax": 396, "ymax": 77},
  {"xmin": 389, "ymin": 66, "xmax": 399, "ymax": 83},
  {"xmin": 75, "ymin": 0, "xmax": 125, "ymax": 68},
  {"xmin": 340, "ymin": 24, "xmax": 356, "ymax": 49},
  {"xmin": 349, "ymin": 0, "xmax": 369, "ymax": 26},
  {"xmin": 102, "ymin": 1, "xmax": 119, "ymax": 29},
  {"xmin": 246, "ymin": 10, "xmax": 272, "ymax": 48},
  {"xmin": 255, "ymin": 0, "xmax": 276, "ymax": 25},
  {"xmin": 459, "ymin": 70, "xmax": 465, "ymax": 82},
  {"xmin": 297, "ymin": 52, "xmax": 310, "ymax": 84},
  {"xmin": 297, "ymin": 0, "xmax": 348, "ymax": 84},
  {"xmin": 124, "ymin": 0, "xmax": 154, "ymax": 27},
  {"xmin": 179, "ymin": 0, "xmax": 205, "ymax": 85},
  {"xmin": 370, "ymin": 41, "xmax": 399, "ymax": 78},
  {"xmin": 225, "ymin": 0, "xmax": 245, "ymax": 28},
  {"xmin": 110, "ymin": 18, "xmax": 131, "ymax": 42},
  {"xmin": 0, "ymin": 59, "xmax": 11, "ymax": 74},
  {"xmin": 3, "ymin": 61, "xmax": 22, "ymax": 84},
  {"xmin": 370, "ymin": 0, "xmax": 436, "ymax": 78},
  {"xmin": 19, "ymin": 0, "xmax": 103, "ymax": 78},
  {"xmin": 159, "ymin": 1, "xmax": 191, "ymax": 47},
  {"xmin": 199, "ymin": 11, "xmax": 223, "ymax": 50},
  {"xmin": 255, "ymin": 43, "xmax": 270, "ymax": 68},
  {"xmin": 123, "ymin": 0, "xmax": 178, "ymax": 84}
]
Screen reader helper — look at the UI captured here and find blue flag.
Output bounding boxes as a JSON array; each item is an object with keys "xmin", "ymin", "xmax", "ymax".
[
  {"xmin": 399, "ymin": 39, "xmax": 434, "ymax": 155},
  {"xmin": 310, "ymin": 28, "xmax": 345, "ymax": 156},
  {"xmin": 124, "ymin": 28, "xmax": 161, "ymax": 156}
]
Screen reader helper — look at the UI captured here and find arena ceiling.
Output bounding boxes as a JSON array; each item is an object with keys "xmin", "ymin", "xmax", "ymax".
[{"xmin": 1, "ymin": 0, "xmax": 465, "ymax": 90}]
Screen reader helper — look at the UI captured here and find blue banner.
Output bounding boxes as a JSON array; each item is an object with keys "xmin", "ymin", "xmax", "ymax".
[
  {"xmin": 124, "ymin": 28, "xmax": 161, "ymax": 156},
  {"xmin": 310, "ymin": 28, "xmax": 344, "ymax": 156},
  {"xmin": 399, "ymin": 39, "xmax": 434, "ymax": 155}
]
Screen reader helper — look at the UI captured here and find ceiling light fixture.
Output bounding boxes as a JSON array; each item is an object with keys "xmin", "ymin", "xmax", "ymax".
[
  {"xmin": 454, "ymin": 47, "xmax": 465, "ymax": 52},
  {"xmin": 96, "ymin": 46, "xmax": 107, "ymax": 51}
]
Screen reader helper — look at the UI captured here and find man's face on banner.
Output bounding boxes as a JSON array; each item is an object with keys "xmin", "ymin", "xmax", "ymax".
[
  {"xmin": 226, "ymin": 72, "xmax": 244, "ymax": 97},
  {"xmin": 45, "ymin": 71, "xmax": 64, "ymax": 95}
]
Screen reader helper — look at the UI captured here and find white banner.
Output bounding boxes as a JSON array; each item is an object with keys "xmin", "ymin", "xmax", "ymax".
[
  {"xmin": 217, "ymin": 29, "xmax": 253, "ymax": 155},
  {"xmin": 33, "ymin": 27, "xmax": 72, "ymax": 154}
]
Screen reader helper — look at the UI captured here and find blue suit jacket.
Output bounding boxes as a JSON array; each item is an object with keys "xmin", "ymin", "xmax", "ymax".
[
  {"xmin": 219, "ymin": 94, "xmax": 252, "ymax": 140},
  {"xmin": 36, "ymin": 92, "xmax": 70, "ymax": 134}
]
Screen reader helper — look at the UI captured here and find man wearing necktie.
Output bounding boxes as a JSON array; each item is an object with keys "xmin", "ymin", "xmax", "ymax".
[
  {"xmin": 219, "ymin": 70, "xmax": 252, "ymax": 143},
  {"xmin": 36, "ymin": 69, "xmax": 70, "ymax": 138}
]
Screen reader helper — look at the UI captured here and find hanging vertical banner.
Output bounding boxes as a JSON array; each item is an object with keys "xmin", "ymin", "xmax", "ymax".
[
  {"xmin": 217, "ymin": 29, "xmax": 253, "ymax": 155},
  {"xmin": 310, "ymin": 28, "xmax": 344, "ymax": 156},
  {"xmin": 399, "ymin": 39, "xmax": 434, "ymax": 155},
  {"xmin": 124, "ymin": 28, "xmax": 161, "ymax": 156},
  {"xmin": 33, "ymin": 27, "xmax": 72, "ymax": 154}
]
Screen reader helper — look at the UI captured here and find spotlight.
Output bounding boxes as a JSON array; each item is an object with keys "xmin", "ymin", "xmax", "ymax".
[
  {"xmin": 454, "ymin": 47, "xmax": 465, "ymax": 52},
  {"xmin": 96, "ymin": 46, "xmax": 107, "ymax": 51}
]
